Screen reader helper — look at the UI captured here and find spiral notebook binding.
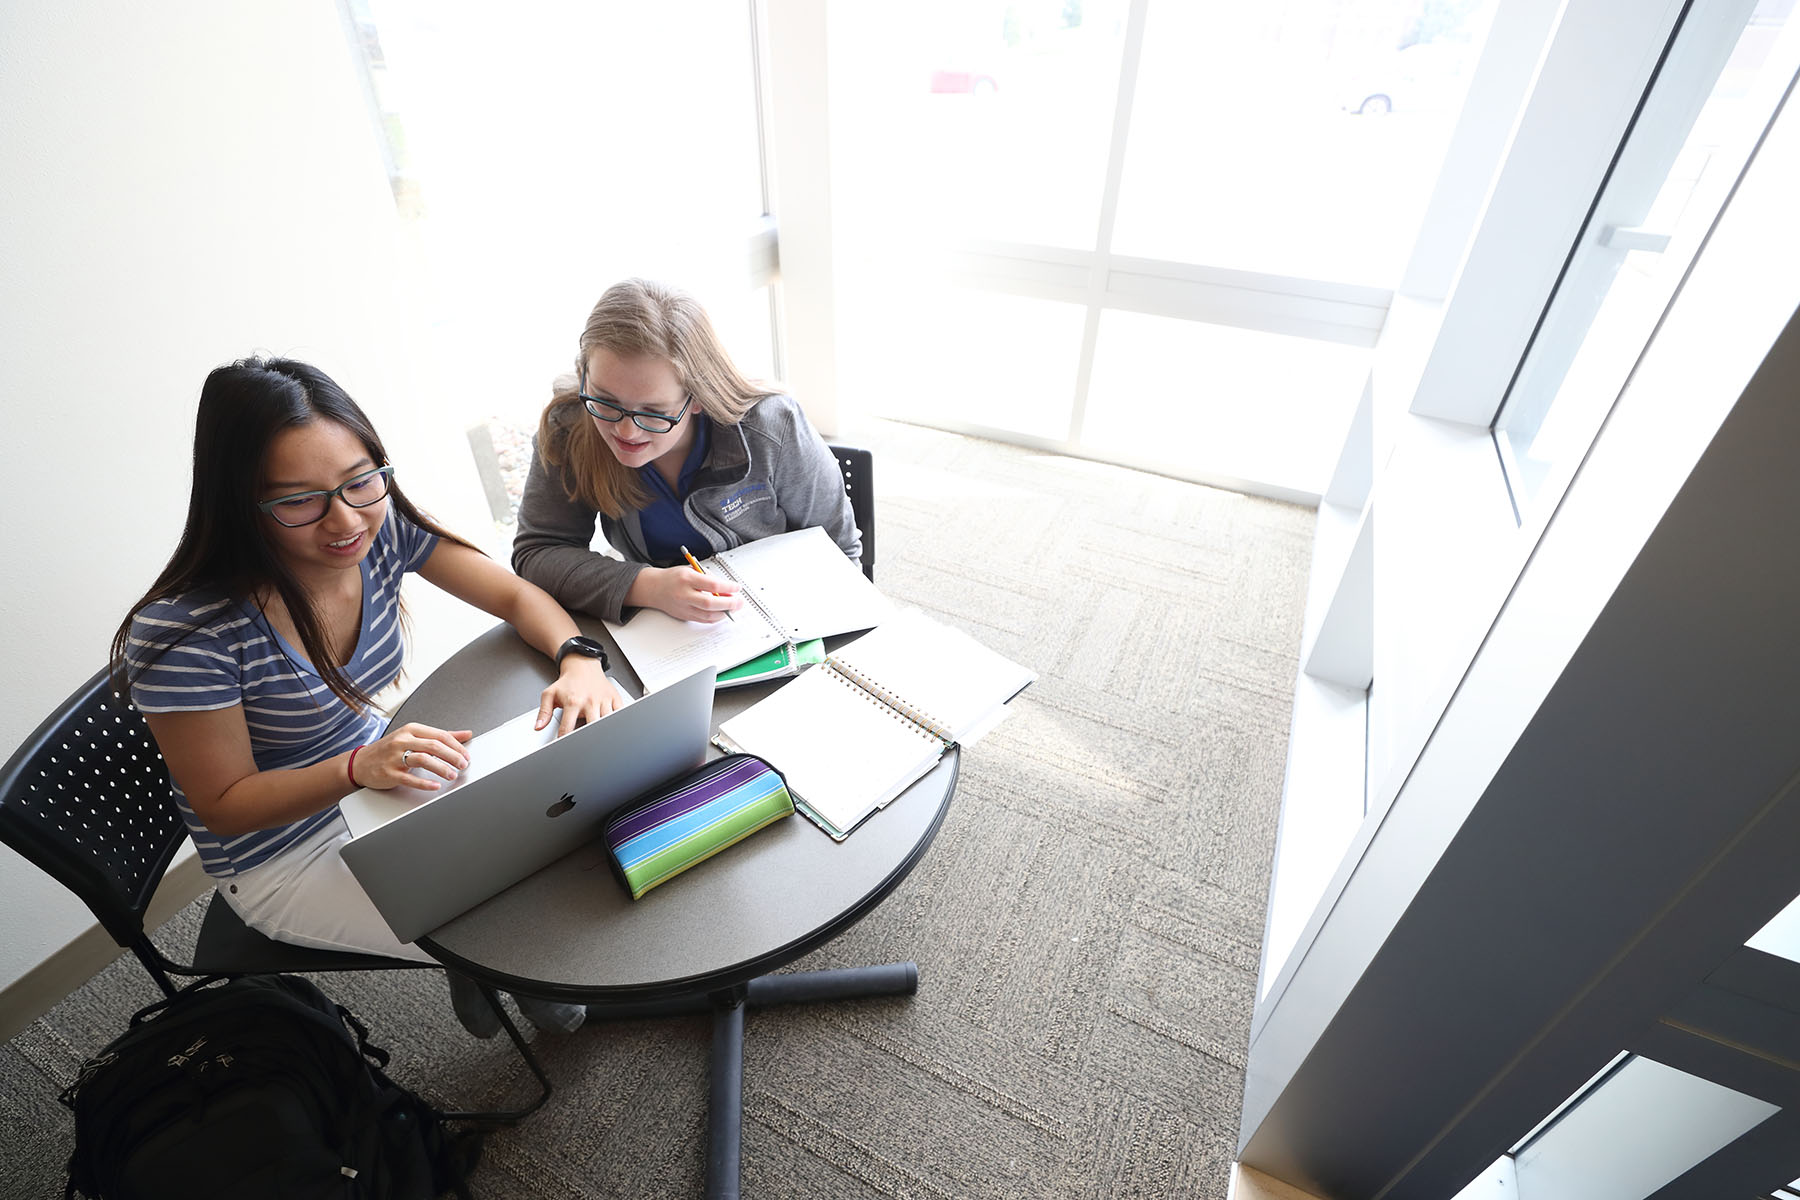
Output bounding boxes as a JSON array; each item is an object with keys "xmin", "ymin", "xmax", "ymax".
[
  {"xmin": 819, "ymin": 666, "xmax": 943, "ymax": 744},
  {"xmin": 826, "ymin": 658, "xmax": 953, "ymax": 744},
  {"xmin": 713, "ymin": 558, "xmax": 788, "ymax": 642}
]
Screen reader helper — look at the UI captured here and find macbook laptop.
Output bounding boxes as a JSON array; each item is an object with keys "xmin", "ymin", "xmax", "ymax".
[{"xmin": 339, "ymin": 665, "xmax": 715, "ymax": 943}]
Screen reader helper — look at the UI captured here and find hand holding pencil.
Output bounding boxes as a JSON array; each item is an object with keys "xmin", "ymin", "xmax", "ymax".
[
  {"xmin": 678, "ymin": 545, "xmax": 738, "ymax": 623},
  {"xmin": 624, "ymin": 549, "xmax": 746, "ymax": 623}
]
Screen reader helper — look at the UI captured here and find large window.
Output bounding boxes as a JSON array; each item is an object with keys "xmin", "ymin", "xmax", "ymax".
[
  {"xmin": 829, "ymin": 0, "xmax": 1132, "ymax": 251},
  {"xmin": 1114, "ymin": 0, "xmax": 1492, "ymax": 285},
  {"xmin": 341, "ymin": 0, "xmax": 774, "ymax": 432},
  {"xmin": 1495, "ymin": 0, "xmax": 1800, "ymax": 519},
  {"xmin": 1498, "ymin": 1056, "xmax": 1780, "ymax": 1200},
  {"xmin": 830, "ymin": 0, "xmax": 1498, "ymax": 498},
  {"xmin": 1083, "ymin": 312, "xmax": 1371, "ymax": 492}
]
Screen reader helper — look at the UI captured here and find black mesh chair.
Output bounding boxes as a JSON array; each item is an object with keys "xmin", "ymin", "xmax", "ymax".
[
  {"xmin": 827, "ymin": 444, "xmax": 876, "ymax": 582},
  {"xmin": 0, "ymin": 666, "xmax": 549, "ymax": 1122}
]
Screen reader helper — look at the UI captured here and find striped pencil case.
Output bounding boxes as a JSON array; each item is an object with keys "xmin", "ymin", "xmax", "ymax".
[{"xmin": 602, "ymin": 753, "xmax": 795, "ymax": 899}]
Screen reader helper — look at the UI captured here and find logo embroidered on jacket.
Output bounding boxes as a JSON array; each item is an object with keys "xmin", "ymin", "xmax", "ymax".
[{"xmin": 718, "ymin": 483, "xmax": 769, "ymax": 521}]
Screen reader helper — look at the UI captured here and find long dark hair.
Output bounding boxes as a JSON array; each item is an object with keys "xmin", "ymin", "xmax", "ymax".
[{"xmin": 110, "ymin": 356, "xmax": 476, "ymax": 711}]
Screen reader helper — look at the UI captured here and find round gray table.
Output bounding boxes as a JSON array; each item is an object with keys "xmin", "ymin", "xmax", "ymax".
[{"xmin": 392, "ymin": 617, "xmax": 956, "ymax": 1197}]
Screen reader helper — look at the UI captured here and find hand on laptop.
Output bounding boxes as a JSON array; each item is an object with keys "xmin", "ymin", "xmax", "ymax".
[
  {"xmin": 357, "ymin": 724, "xmax": 474, "ymax": 791},
  {"xmin": 537, "ymin": 657, "xmax": 626, "ymax": 737}
]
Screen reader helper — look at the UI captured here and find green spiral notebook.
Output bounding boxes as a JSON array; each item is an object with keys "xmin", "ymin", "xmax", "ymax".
[{"xmin": 715, "ymin": 638, "xmax": 827, "ymax": 687}]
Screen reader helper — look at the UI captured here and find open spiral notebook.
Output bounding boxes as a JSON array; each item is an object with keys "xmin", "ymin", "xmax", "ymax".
[
  {"xmin": 714, "ymin": 609, "xmax": 1035, "ymax": 839},
  {"xmin": 604, "ymin": 526, "xmax": 891, "ymax": 691}
]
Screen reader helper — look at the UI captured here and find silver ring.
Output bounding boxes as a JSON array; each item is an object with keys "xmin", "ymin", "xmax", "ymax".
[{"xmin": 402, "ymin": 750, "xmax": 411, "ymax": 767}]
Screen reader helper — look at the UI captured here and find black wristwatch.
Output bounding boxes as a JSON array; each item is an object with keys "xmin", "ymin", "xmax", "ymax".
[{"xmin": 555, "ymin": 635, "xmax": 609, "ymax": 671}]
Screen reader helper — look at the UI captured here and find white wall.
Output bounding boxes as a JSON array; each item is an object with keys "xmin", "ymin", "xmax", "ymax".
[{"xmin": 0, "ymin": 3, "xmax": 488, "ymax": 1002}]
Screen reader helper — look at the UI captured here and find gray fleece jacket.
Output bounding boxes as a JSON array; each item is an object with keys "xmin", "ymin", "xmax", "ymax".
[{"xmin": 511, "ymin": 393, "xmax": 860, "ymax": 622}]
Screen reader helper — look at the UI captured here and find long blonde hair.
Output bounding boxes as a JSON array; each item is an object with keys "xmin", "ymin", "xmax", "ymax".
[{"xmin": 539, "ymin": 279, "xmax": 777, "ymax": 517}]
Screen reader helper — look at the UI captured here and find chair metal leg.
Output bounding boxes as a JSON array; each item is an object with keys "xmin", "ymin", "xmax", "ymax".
[
  {"xmin": 129, "ymin": 937, "xmax": 180, "ymax": 998},
  {"xmin": 438, "ymin": 981, "xmax": 554, "ymax": 1125}
]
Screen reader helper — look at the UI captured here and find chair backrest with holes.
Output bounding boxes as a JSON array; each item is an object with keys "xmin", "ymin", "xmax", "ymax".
[
  {"xmin": 827, "ymin": 444, "xmax": 876, "ymax": 582},
  {"xmin": 0, "ymin": 667, "xmax": 184, "ymax": 950}
]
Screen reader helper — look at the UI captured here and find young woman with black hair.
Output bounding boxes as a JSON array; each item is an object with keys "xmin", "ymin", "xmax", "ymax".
[{"xmin": 113, "ymin": 357, "xmax": 623, "ymax": 1036}]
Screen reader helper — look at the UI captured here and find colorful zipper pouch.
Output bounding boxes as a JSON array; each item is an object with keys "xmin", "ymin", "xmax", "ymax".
[{"xmin": 602, "ymin": 753, "xmax": 795, "ymax": 899}]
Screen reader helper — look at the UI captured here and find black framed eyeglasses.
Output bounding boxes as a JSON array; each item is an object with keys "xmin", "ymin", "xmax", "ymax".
[
  {"xmin": 257, "ymin": 465, "xmax": 395, "ymax": 527},
  {"xmin": 579, "ymin": 370, "xmax": 693, "ymax": 434}
]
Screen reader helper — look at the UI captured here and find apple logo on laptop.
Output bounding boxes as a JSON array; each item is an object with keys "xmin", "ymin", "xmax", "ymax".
[{"xmin": 546, "ymin": 793, "xmax": 576, "ymax": 818}]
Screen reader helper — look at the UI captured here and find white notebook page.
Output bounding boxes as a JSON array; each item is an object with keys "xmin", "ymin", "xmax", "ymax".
[
  {"xmin": 604, "ymin": 604, "xmax": 784, "ymax": 693},
  {"xmin": 829, "ymin": 609, "xmax": 1036, "ymax": 742},
  {"xmin": 714, "ymin": 526, "xmax": 892, "ymax": 640},
  {"xmin": 605, "ymin": 527, "xmax": 890, "ymax": 692},
  {"xmin": 717, "ymin": 664, "xmax": 943, "ymax": 836}
]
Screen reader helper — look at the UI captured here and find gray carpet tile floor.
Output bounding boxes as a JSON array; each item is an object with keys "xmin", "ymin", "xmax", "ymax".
[{"xmin": 1, "ymin": 421, "xmax": 1313, "ymax": 1199}]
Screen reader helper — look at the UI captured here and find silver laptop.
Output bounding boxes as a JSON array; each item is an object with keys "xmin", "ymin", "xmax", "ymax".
[{"xmin": 339, "ymin": 666, "xmax": 715, "ymax": 943}]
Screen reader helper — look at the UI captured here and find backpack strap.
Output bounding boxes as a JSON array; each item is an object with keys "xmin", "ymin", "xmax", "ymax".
[
  {"xmin": 124, "ymin": 973, "xmax": 234, "ymax": 1028},
  {"xmin": 333, "ymin": 996, "xmax": 483, "ymax": 1200},
  {"xmin": 334, "ymin": 1002, "xmax": 392, "ymax": 1071}
]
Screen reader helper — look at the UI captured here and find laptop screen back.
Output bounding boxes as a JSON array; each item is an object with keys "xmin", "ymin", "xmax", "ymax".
[{"xmin": 340, "ymin": 666, "xmax": 715, "ymax": 942}]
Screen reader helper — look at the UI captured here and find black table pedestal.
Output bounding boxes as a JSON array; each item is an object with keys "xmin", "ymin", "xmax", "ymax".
[{"xmin": 591, "ymin": 962, "xmax": 920, "ymax": 1199}]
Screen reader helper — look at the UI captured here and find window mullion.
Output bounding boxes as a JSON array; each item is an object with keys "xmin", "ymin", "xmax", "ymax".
[{"xmin": 1069, "ymin": 0, "xmax": 1152, "ymax": 448}]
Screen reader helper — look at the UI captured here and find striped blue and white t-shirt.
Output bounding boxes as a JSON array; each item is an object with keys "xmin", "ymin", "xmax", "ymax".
[{"xmin": 126, "ymin": 506, "xmax": 438, "ymax": 878}]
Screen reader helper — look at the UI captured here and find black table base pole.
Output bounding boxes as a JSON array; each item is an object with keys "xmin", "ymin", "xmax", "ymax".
[
  {"xmin": 702, "ymin": 961, "xmax": 919, "ymax": 1199},
  {"xmin": 707, "ymin": 997, "xmax": 747, "ymax": 1200},
  {"xmin": 745, "ymin": 961, "xmax": 918, "ymax": 1008}
]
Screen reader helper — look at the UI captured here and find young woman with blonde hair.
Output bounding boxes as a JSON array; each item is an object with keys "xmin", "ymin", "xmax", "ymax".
[{"xmin": 512, "ymin": 279, "xmax": 858, "ymax": 623}]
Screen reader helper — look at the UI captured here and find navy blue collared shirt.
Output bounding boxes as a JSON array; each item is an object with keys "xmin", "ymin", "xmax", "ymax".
[{"xmin": 638, "ymin": 416, "xmax": 713, "ymax": 565}]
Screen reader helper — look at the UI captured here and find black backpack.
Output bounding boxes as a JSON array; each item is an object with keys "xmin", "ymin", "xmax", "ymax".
[{"xmin": 59, "ymin": 973, "xmax": 480, "ymax": 1200}]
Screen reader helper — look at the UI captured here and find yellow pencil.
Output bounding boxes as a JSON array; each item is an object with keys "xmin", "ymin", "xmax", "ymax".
[{"xmin": 680, "ymin": 545, "xmax": 735, "ymax": 621}]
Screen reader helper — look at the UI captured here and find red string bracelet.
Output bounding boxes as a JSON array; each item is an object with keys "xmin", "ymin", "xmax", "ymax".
[{"xmin": 347, "ymin": 744, "xmax": 366, "ymax": 790}]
